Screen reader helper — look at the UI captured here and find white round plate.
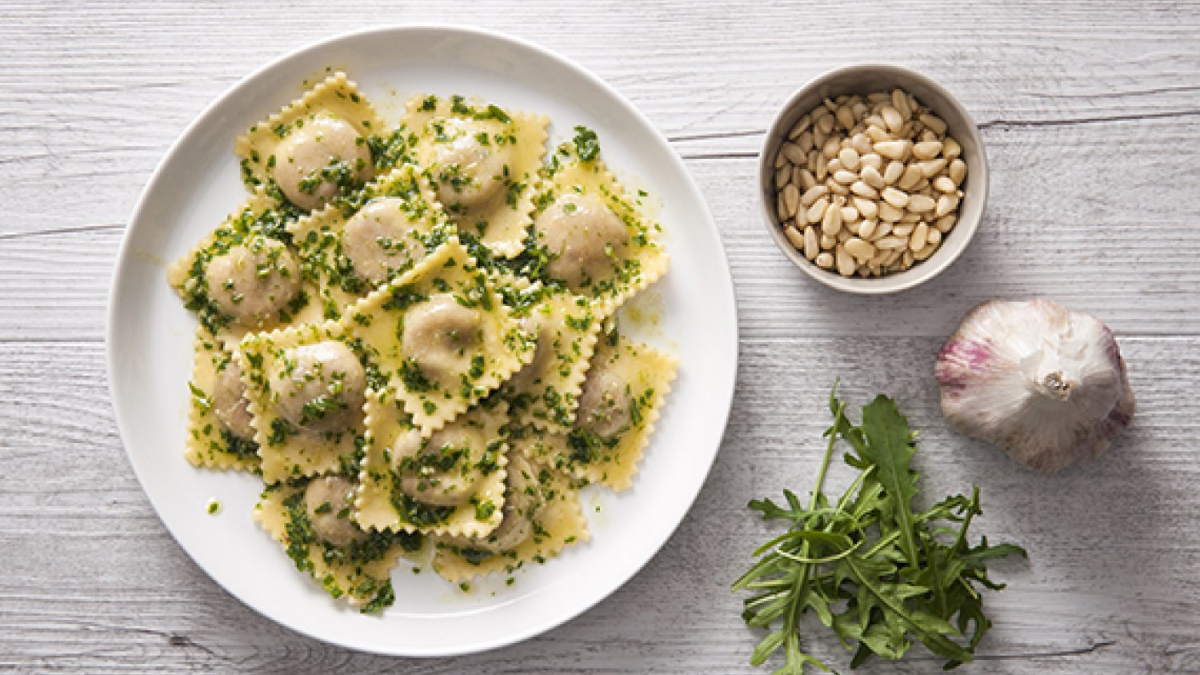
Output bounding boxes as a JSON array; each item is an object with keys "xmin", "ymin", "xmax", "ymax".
[{"xmin": 108, "ymin": 25, "xmax": 737, "ymax": 656}]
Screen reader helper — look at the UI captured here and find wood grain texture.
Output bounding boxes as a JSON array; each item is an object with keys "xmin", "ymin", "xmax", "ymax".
[{"xmin": 2, "ymin": 0, "xmax": 1199, "ymax": 673}]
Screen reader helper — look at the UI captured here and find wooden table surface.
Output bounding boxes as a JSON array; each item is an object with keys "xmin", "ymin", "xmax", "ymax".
[{"xmin": 4, "ymin": 1, "xmax": 1199, "ymax": 673}]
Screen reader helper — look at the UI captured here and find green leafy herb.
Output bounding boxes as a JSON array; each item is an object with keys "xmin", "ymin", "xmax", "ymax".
[
  {"xmin": 573, "ymin": 125, "xmax": 600, "ymax": 162},
  {"xmin": 733, "ymin": 385, "xmax": 1025, "ymax": 673}
]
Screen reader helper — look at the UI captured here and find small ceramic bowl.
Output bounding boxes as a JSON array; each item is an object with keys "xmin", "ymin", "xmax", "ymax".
[{"xmin": 759, "ymin": 63, "xmax": 989, "ymax": 294}]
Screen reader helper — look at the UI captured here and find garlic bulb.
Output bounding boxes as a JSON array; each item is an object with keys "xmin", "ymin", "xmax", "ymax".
[{"xmin": 935, "ymin": 299, "xmax": 1135, "ymax": 472}]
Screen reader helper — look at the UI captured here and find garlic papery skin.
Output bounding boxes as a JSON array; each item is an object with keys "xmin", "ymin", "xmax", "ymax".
[{"xmin": 935, "ymin": 299, "xmax": 1135, "ymax": 472}]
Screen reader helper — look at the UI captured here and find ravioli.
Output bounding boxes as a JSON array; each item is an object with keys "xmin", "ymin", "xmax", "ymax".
[
  {"xmin": 403, "ymin": 94, "xmax": 548, "ymax": 257},
  {"xmin": 356, "ymin": 390, "xmax": 509, "ymax": 538},
  {"xmin": 238, "ymin": 321, "xmax": 368, "ymax": 484},
  {"xmin": 431, "ymin": 451, "xmax": 589, "ymax": 583},
  {"xmin": 516, "ymin": 333, "xmax": 677, "ymax": 490},
  {"xmin": 526, "ymin": 131, "xmax": 669, "ymax": 317},
  {"xmin": 255, "ymin": 475, "xmax": 422, "ymax": 612},
  {"xmin": 236, "ymin": 71, "xmax": 386, "ymax": 212},
  {"xmin": 499, "ymin": 288, "xmax": 603, "ymax": 433},
  {"xmin": 168, "ymin": 190, "xmax": 322, "ymax": 341},
  {"xmin": 341, "ymin": 238, "xmax": 535, "ymax": 435},
  {"xmin": 184, "ymin": 327, "xmax": 260, "ymax": 472},
  {"xmin": 288, "ymin": 163, "xmax": 452, "ymax": 320}
]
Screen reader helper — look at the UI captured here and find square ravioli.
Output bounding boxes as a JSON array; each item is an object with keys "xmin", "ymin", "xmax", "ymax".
[
  {"xmin": 516, "ymin": 332, "xmax": 678, "ymax": 491},
  {"xmin": 519, "ymin": 127, "xmax": 669, "ymax": 318},
  {"xmin": 184, "ymin": 326, "xmax": 259, "ymax": 472},
  {"xmin": 403, "ymin": 94, "xmax": 548, "ymax": 258},
  {"xmin": 238, "ymin": 321, "xmax": 369, "ymax": 484},
  {"xmin": 341, "ymin": 238, "xmax": 535, "ymax": 436},
  {"xmin": 431, "ymin": 451, "xmax": 589, "ymax": 583},
  {"xmin": 167, "ymin": 189, "xmax": 322, "ymax": 341},
  {"xmin": 235, "ymin": 71, "xmax": 390, "ymax": 214},
  {"xmin": 287, "ymin": 163, "xmax": 453, "ymax": 320},
  {"xmin": 356, "ymin": 390, "xmax": 509, "ymax": 538},
  {"xmin": 255, "ymin": 474, "xmax": 422, "ymax": 612},
  {"xmin": 499, "ymin": 286, "xmax": 603, "ymax": 433}
]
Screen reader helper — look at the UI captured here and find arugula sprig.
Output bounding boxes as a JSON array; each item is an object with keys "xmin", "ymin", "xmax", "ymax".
[{"xmin": 733, "ymin": 386, "xmax": 1025, "ymax": 673}]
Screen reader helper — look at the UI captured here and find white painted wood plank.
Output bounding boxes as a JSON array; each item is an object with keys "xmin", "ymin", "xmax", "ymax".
[
  {"xmin": 3, "ymin": 0, "xmax": 1200, "ymax": 672},
  {"xmin": 1, "ymin": 338, "xmax": 1198, "ymax": 673}
]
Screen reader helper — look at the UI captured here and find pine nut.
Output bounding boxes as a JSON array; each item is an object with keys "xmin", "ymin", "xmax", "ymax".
[
  {"xmin": 858, "ymin": 219, "xmax": 878, "ymax": 240},
  {"xmin": 833, "ymin": 169, "xmax": 857, "ymax": 185},
  {"xmin": 817, "ymin": 115, "xmax": 835, "ymax": 135},
  {"xmin": 874, "ymin": 140, "xmax": 911, "ymax": 161},
  {"xmin": 943, "ymin": 137, "xmax": 962, "ymax": 159},
  {"xmin": 803, "ymin": 226, "xmax": 819, "ymax": 260},
  {"xmin": 875, "ymin": 221, "xmax": 893, "ymax": 238},
  {"xmin": 799, "ymin": 168, "xmax": 817, "ymax": 190},
  {"xmin": 901, "ymin": 250, "xmax": 914, "ymax": 269},
  {"xmin": 836, "ymin": 227, "xmax": 852, "ymax": 243},
  {"xmin": 908, "ymin": 194, "xmax": 936, "ymax": 213},
  {"xmin": 893, "ymin": 223, "xmax": 915, "ymax": 237},
  {"xmin": 801, "ymin": 185, "xmax": 828, "ymax": 207},
  {"xmin": 782, "ymin": 143, "xmax": 806, "ymax": 165},
  {"xmin": 776, "ymin": 193, "xmax": 788, "ymax": 222},
  {"xmin": 927, "ymin": 228, "xmax": 942, "ymax": 245},
  {"xmin": 838, "ymin": 148, "xmax": 860, "ymax": 171},
  {"xmin": 828, "ymin": 158, "xmax": 843, "ymax": 174},
  {"xmin": 806, "ymin": 197, "xmax": 829, "ymax": 224},
  {"xmin": 900, "ymin": 211, "xmax": 921, "ymax": 224},
  {"xmin": 798, "ymin": 130, "xmax": 814, "ymax": 154},
  {"xmin": 881, "ymin": 105, "xmax": 904, "ymax": 133},
  {"xmin": 860, "ymin": 152, "xmax": 883, "ymax": 170},
  {"xmin": 836, "ymin": 106, "xmax": 855, "ymax": 130},
  {"xmin": 898, "ymin": 164, "xmax": 923, "ymax": 190},
  {"xmin": 865, "ymin": 126, "xmax": 891, "ymax": 143},
  {"xmin": 913, "ymin": 242, "xmax": 938, "ymax": 261},
  {"xmin": 820, "ymin": 233, "xmax": 836, "ymax": 249},
  {"xmin": 892, "ymin": 88, "xmax": 912, "ymax": 120},
  {"xmin": 850, "ymin": 181, "xmax": 879, "ymax": 199},
  {"xmin": 879, "ymin": 202, "xmax": 904, "ymax": 222},
  {"xmin": 827, "ymin": 181, "xmax": 850, "ymax": 196},
  {"xmin": 782, "ymin": 183, "xmax": 800, "ymax": 218},
  {"xmin": 789, "ymin": 115, "xmax": 811, "ymax": 138},
  {"xmin": 841, "ymin": 205, "xmax": 860, "ymax": 223},
  {"xmin": 909, "ymin": 222, "xmax": 929, "ymax": 251},
  {"xmin": 881, "ymin": 187, "xmax": 910, "ymax": 209},
  {"xmin": 821, "ymin": 202, "xmax": 843, "ymax": 235},
  {"xmin": 854, "ymin": 197, "xmax": 878, "ymax": 220},
  {"xmin": 775, "ymin": 166, "xmax": 790, "ymax": 190},
  {"xmin": 822, "ymin": 137, "xmax": 841, "ymax": 159},
  {"xmin": 785, "ymin": 225, "xmax": 805, "ymax": 250},
  {"xmin": 860, "ymin": 165, "xmax": 885, "ymax": 190},
  {"xmin": 844, "ymin": 237, "xmax": 875, "ymax": 261},
  {"xmin": 912, "ymin": 141, "xmax": 944, "ymax": 160},
  {"xmin": 935, "ymin": 215, "xmax": 956, "ymax": 232},
  {"xmin": 949, "ymin": 159, "xmax": 967, "ymax": 185},
  {"xmin": 919, "ymin": 113, "xmax": 946, "ymax": 135},
  {"xmin": 835, "ymin": 245, "xmax": 856, "ymax": 276},
  {"xmin": 792, "ymin": 165, "xmax": 805, "ymax": 187},
  {"xmin": 883, "ymin": 160, "xmax": 904, "ymax": 185},
  {"xmin": 936, "ymin": 194, "xmax": 959, "ymax": 217},
  {"xmin": 815, "ymin": 251, "xmax": 834, "ymax": 269},
  {"xmin": 876, "ymin": 236, "xmax": 908, "ymax": 250},
  {"xmin": 851, "ymin": 134, "xmax": 872, "ymax": 155},
  {"xmin": 934, "ymin": 176, "xmax": 957, "ymax": 193}
]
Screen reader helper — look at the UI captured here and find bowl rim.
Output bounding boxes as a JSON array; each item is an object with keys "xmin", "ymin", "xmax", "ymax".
[{"xmin": 758, "ymin": 62, "xmax": 989, "ymax": 295}]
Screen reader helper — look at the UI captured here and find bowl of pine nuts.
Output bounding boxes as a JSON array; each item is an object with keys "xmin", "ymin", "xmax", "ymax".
[{"xmin": 759, "ymin": 64, "xmax": 988, "ymax": 294}]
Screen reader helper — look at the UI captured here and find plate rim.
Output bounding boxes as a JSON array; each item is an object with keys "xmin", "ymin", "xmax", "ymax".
[{"xmin": 106, "ymin": 22, "xmax": 740, "ymax": 657}]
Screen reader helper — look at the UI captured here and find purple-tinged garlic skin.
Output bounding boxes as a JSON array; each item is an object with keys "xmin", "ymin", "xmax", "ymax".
[{"xmin": 935, "ymin": 299, "xmax": 1135, "ymax": 472}]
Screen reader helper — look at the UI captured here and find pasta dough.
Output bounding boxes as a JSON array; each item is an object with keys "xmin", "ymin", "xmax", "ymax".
[
  {"xmin": 341, "ymin": 238, "xmax": 535, "ymax": 436},
  {"xmin": 529, "ymin": 134, "xmax": 669, "ymax": 318},
  {"xmin": 515, "ymin": 333, "xmax": 677, "ymax": 491},
  {"xmin": 236, "ymin": 71, "xmax": 386, "ymax": 212},
  {"xmin": 184, "ymin": 327, "xmax": 260, "ymax": 472},
  {"xmin": 238, "ymin": 321, "xmax": 367, "ymax": 484},
  {"xmin": 167, "ymin": 189, "xmax": 322, "ymax": 341},
  {"xmin": 255, "ymin": 476, "xmax": 421, "ymax": 612},
  {"xmin": 404, "ymin": 95, "xmax": 548, "ymax": 257},
  {"xmin": 432, "ymin": 451, "xmax": 589, "ymax": 582},
  {"xmin": 356, "ymin": 390, "xmax": 509, "ymax": 538},
  {"xmin": 500, "ymin": 288, "xmax": 603, "ymax": 433},
  {"xmin": 288, "ymin": 164, "xmax": 451, "ymax": 320}
]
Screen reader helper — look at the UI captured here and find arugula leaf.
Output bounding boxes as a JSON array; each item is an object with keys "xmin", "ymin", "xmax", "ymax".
[{"xmin": 734, "ymin": 385, "xmax": 1024, "ymax": 673}]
